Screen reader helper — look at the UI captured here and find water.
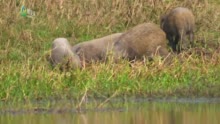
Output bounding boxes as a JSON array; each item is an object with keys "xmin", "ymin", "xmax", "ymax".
[{"xmin": 1, "ymin": 98, "xmax": 220, "ymax": 124}]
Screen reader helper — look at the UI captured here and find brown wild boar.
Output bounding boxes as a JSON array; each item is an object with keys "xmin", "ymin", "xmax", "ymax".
[
  {"xmin": 113, "ymin": 23, "xmax": 169, "ymax": 61},
  {"xmin": 160, "ymin": 7, "xmax": 195, "ymax": 52},
  {"xmin": 49, "ymin": 38, "xmax": 82, "ymax": 70},
  {"xmin": 72, "ymin": 33, "xmax": 123, "ymax": 63}
]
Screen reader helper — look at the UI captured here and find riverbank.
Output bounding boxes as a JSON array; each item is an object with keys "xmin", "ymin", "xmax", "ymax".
[
  {"xmin": 0, "ymin": 0, "xmax": 220, "ymax": 107},
  {"xmin": 1, "ymin": 97, "xmax": 220, "ymax": 115}
]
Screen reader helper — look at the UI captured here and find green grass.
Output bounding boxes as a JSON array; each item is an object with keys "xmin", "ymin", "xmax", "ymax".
[{"xmin": 0, "ymin": 0, "xmax": 220, "ymax": 109}]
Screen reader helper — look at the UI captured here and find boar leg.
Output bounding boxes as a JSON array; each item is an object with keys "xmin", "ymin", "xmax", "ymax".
[
  {"xmin": 189, "ymin": 32, "xmax": 194, "ymax": 47},
  {"xmin": 168, "ymin": 35, "xmax": 177, "ymax": 52},
  {"xmin": 179, "ymin": 31, "xmax": 189, "ymax": 52}
]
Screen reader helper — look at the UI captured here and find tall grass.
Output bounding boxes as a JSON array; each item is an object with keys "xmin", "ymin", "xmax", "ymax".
[{"xmin": 0, "ymin": 0, "xmax": 220, "ymax": 107}]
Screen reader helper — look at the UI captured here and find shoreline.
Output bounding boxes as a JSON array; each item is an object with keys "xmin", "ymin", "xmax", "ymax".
[{"xmin": 1, "ymin": 97, "xmax": 220, "ymax": 115}]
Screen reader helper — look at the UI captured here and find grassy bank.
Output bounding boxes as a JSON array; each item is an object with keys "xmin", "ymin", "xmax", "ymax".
[{"xmin": 0, "ymin": 0, "xmax": 220, "ymax": 107}]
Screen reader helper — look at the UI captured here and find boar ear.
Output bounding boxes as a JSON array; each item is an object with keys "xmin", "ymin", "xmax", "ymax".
[
  {"xmin": 160, "ymin": 14, "xmax": 166, "ymax": 28},
  {"xmin": 160, "ymin": 14, "xmax": 166, "ymax": 23}
]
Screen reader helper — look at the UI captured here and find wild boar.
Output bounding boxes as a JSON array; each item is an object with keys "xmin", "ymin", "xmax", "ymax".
[
  {"xmin": 160, "ymin": 7, "xmax": 195, "ymax": 52},
  {"xmin": 113, "ymin": 23, "xmax": 169, "ymax": 61},
  {"xmin": 72, "ymin": 33, "xmax": 123, "ymax": 63},
  {"xmin": 49, "ymin": 38, "xmax": 82, "ymax": 70}
]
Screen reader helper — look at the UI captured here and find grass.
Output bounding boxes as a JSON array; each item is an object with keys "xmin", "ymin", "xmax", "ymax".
[{"xmin": 0, "ymin": 0, "xmax": 220, "ymax": 109}]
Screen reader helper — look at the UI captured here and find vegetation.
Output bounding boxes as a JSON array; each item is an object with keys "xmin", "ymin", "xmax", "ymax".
[{"xmin": 0, "ymin": 0, "xmax": 220, "ymax": 109}]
